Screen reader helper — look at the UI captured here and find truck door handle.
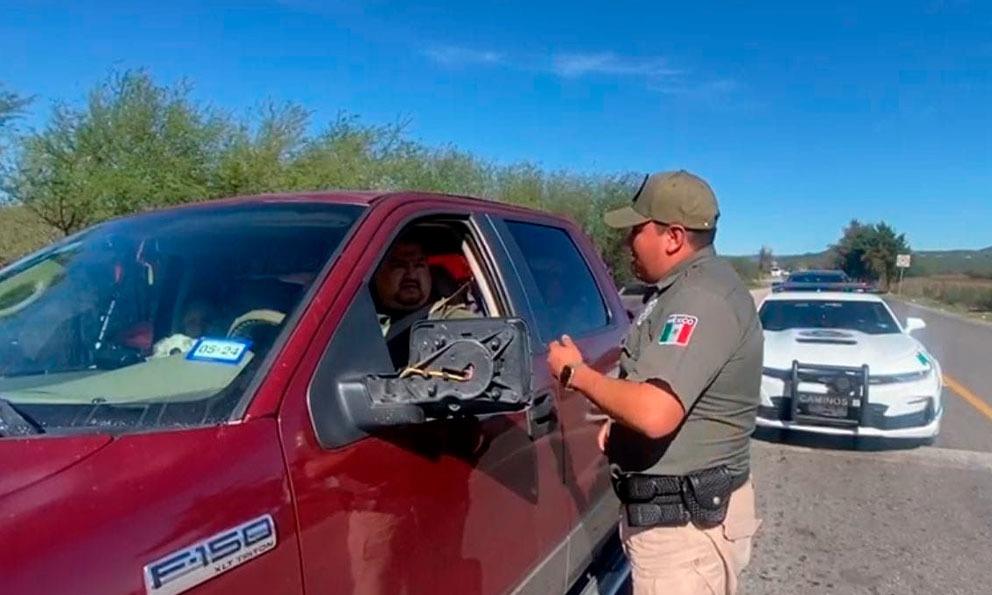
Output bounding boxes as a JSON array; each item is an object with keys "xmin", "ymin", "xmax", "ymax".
[{"xmin": 527, "ymin": 392, "xmax": 558, "ymax": 440}]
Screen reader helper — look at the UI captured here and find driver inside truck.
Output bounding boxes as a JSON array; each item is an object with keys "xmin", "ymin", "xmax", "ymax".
[
  {"xmin": 372, "ymin": 227, "xmax": 479, "ymax": 366},
  {"xmin": 150, "ymin": 296, "xmax": 223, "ymax": 357}
]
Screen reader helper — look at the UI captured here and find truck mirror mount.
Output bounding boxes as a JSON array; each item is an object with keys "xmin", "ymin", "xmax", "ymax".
[{"xmin": 349, "ymin": 318, "xmax": 534, "ymax": 431}]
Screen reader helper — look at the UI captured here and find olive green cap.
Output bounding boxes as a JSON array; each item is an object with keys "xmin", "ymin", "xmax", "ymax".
[{"xmin": 604, "ymin": 170, "xmax": 720, "ymax": 230}]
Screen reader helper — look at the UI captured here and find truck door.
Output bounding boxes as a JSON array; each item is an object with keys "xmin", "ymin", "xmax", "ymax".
[
  {"xmin": 491, "ymin": 216, "xmax": 628, "ymax": 582},
  {"xmin": 277, "ymin": 203, "xmax": 570, "ymax": 595}
]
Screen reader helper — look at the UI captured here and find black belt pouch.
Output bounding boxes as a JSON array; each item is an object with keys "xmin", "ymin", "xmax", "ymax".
[{"xmin": 682, "ymin": 466, "xmax": 734, "ymax": 529}]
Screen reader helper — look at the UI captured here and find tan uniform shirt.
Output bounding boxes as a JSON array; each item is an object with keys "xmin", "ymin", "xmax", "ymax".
[{"xmin": 607, "ymin": 246, "xmax": 763, "ymax": 477}]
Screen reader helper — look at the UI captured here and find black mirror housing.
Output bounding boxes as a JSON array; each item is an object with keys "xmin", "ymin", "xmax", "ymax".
[{"xmin": 353, "ymin": 318, "xmax": 533, "ymax": 430}]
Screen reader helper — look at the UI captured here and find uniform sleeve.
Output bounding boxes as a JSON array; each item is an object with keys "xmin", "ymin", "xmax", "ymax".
[{"xmin": 627, "ymin": 288, "xmax": 741, "ymax": 410}]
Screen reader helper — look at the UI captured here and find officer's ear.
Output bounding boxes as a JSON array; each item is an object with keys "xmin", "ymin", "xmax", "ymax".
[{"xmin": 660, "ymin": 223, "xmax": 688, "ymax": 255}]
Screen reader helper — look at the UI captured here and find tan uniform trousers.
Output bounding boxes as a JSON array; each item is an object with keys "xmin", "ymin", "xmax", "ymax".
[{"xmin": 620, "ymin": 480, "xmax": 761, "ymax": 595}]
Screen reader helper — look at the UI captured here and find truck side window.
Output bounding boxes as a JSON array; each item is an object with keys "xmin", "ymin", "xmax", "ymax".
[
  {"xmin": 369, "ymin": 219, "xmax": 500, "ymax": 368},
  {"xmin": 503, "ymin": 221, "xmax": 609, "ymax": 343}
]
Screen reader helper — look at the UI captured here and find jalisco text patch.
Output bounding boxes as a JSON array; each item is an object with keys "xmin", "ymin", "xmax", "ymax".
[{"xmin": 658, "ymin": 314, "xmax": 698, "ymax": 346}]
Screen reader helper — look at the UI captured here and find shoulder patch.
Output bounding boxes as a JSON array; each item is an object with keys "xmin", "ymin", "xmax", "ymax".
[{"xmin": 658, "ymin": 314, "xmax": 697, "ymax": 346}]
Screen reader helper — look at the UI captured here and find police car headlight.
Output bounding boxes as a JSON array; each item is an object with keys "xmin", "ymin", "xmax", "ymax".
[{"xmin": 869, "ymin": 368, "xmax": 933, "ymax": 385}]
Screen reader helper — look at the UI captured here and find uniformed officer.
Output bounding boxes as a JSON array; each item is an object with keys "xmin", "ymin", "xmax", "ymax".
[{"xmin": 547, "ymin": 170, "xmax": 763, "ymax": 595}]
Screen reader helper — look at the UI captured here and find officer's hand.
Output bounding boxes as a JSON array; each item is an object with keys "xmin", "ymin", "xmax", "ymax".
[
  {"xmin": 546, "ymin": 334, "xmax": 584, "ymax": 380},
  {"xmin": 597, "ymin": 419, "xmax": 611, "ymax": 453}
]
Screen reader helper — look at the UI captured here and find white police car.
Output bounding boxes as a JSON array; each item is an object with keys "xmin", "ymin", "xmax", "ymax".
[{"xmin": 756, "ymin": 291, "xmax": 942, "ymax": 440}]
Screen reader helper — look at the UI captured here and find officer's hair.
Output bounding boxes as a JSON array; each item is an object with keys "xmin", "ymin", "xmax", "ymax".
[
  {"xmin": 687, "ymin": 228, "xmax": 716, "ymax": 250},
  {"xmin": 654, "ymin": 223, "xmax": 716, "ymax": 250}
]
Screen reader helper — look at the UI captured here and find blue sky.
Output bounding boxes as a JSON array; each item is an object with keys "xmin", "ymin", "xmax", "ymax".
[{"xmin": 1, "ymin": 0, "xmax": 990, "ymax": 255}]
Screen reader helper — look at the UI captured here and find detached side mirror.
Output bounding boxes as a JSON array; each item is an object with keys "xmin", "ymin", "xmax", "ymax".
[
  {"xmin": 905, "ymin": 317, "xmax": 926, "ymax": 333},
  {"xmin": 351, "ymin": 318, "xmax": 533, "ymax": 431}
]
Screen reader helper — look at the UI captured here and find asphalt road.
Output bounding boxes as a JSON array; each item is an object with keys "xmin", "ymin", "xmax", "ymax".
[
  {"xmin": 886, "ymin": 298, "xmax": 992, "ymax": 453},
  {"xmin": 619, "ymin": 290, "xmax": 992, "ymax": 594}
]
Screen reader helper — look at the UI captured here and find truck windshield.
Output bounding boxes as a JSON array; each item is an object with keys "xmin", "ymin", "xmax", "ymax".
[{"xmin": 0, "ymin": 202, "xmax": 363, "ymax": 435}]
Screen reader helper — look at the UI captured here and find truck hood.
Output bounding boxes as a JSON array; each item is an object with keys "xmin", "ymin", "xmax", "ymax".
[
  {"xmin": 763, "ymin": 329, "xmax": 925, "ymax": 375},
  {"xmin": 0, "ymin": 434, "xmax": 112, "ymax": 498}
]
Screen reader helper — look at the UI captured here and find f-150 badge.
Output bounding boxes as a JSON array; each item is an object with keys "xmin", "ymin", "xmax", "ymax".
[{"xmin": 143, "ymin": 514, "xmax": 276, "ymax": 595}]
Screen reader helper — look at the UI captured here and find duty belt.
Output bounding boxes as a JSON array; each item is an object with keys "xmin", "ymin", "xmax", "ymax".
[{"xmin": 612, "ymin": 466, "xmax": 749, "ymax": 529}]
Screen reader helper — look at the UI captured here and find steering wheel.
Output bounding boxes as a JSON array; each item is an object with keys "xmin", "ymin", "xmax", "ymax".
[
  {"xmin": 226, "ymin": 309, "xmax": 286, "ymax": 342},
  {"xmin": 0, "ymin": 280, "xmax": 49, "ymax": 318}
]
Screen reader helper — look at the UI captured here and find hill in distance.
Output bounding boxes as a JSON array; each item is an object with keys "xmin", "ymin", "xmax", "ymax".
[{"xmin": 741, "ymin": 246, "xmax": 992, "ymax": 279}]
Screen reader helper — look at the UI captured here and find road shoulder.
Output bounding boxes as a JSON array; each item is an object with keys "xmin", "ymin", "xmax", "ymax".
[{"xmin": 888, "ymin": 294, "xmax": 992, "ymax": 329}]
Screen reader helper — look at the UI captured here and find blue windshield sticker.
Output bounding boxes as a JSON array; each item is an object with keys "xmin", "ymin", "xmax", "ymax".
[{"xmin": 186, "ymin": 338, "xmax": 251, "ymax": 365}]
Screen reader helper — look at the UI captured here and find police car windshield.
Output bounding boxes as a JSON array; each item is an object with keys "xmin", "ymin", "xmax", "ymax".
[
  {"xmin": 760, "ymin": 300, "xmax": 901, "ymax": 335},
  {"xmin": 0, "ymin": 202, "xmax": 362, "ymax": 433}
]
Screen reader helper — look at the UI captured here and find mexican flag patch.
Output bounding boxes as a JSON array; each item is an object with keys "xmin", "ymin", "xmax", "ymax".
[{"xmin": 658, "ymin": 314, "xmax": 698, "ymax": 346}]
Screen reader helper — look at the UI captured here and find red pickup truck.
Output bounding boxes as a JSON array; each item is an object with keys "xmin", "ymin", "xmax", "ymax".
[{"xmin": 0, "ymin": 191, "xmax": 631, "ymax": 594}]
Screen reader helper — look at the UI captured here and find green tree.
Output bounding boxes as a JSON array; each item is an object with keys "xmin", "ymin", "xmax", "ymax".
[
  {"xmin": 211, "ymin": 102, "xmax": 309, "ymax": 196},
  {"xmin": 4, "ymin": 68, "xmax": 653, "ymax": 286},
  {"xmin": 863, "ymin": 222, "xmax": 909, "ymax": 291},
  {"xmin": 0, "ymin": 86, "xmax": 30, "ymax": 129},
  {"xmin": 0, "ymin": 206, "xmax": 57, "ymax": 266},
  {"xmin": 0, "ymin": 85, "xmax": 32, "ymax": 196},
  {"xmin": 831, "ymin": 219, "xmax": 910, "ymax": 291},
  {"xmin": 583, "ymin": 174, "xmax": 642, "ymax": 287},
  {"xmin": 832, "ymin": 220, "xmax": 872, "ymax": 280},
  {"xmin": 10, "ymin": 70, "xmax": 226, "ymax": 234}
]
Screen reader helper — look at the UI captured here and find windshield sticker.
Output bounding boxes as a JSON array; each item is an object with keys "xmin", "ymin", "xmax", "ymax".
[
  {"xmin": 143, "ymin": 514, "xmax": 276, "ymax": 595},
  {"xmin": 186, "ymin": 338, "xmax": 251, "ymax": 365},
  {"xmin": 658, "ymin": 314, "xmax": 697, "ymax": 346}
]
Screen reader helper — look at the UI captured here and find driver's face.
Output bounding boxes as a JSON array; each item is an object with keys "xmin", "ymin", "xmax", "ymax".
[
  {"xmin": 374, "ymin": 242, "xmax": 432, "ymax": 312},
  {"xmin": 182, "ymin": 304, "xmax": 209, "ymax": 337}
]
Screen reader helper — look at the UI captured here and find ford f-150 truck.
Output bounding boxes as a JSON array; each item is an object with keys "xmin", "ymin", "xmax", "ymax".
[{"xmin": 0, "ymin": 191, "xmax": 631, "ymax": 595}]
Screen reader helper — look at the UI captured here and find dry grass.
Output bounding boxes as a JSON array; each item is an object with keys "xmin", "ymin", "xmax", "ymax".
[
  {"xmin": 0, "ymin": 206, "xmax": 59, "ymax": 267},
  {"xmin": 899, "ymin": 276, "xmax": 992, "ymax": 312}
]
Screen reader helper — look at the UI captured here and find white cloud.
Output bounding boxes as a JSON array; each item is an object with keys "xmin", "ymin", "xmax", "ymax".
[
  {"xmin": 419, "ymin": 44, "xmax": 738, "ymax": 100},
  {"xmin": 421, "ymin": 46, "xmax": 680, "ymax": 83},
  {"xmin": 551, "ymin": 52, "xmax": 681, "ymax": 79},
  {"xmin": 422, "ymin": 45, "xmax": 505, "ymax": 67}
]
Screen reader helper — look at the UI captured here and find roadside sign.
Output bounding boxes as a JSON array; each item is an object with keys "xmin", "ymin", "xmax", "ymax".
[{"xmin": 895, "ymin": 254, "xmax": 911, "ymax": 294}]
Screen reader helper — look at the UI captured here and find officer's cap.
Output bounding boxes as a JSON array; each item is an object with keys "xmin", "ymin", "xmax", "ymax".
[{"xmin": 604, "ymin": 170, "xmax": 720, "ymax": 231}]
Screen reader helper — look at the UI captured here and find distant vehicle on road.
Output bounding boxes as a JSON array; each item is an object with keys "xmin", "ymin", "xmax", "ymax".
[
  {"xmin": 756, "ymin": 291, "xmax": 942, "ymax": 442},
  {"xmin": 769, "ymin": 266, "xmax": 784, "ymax": 279},
  {"xmin": 772, "ymin": 269, "xmax": 874, "ymax": 293}
]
